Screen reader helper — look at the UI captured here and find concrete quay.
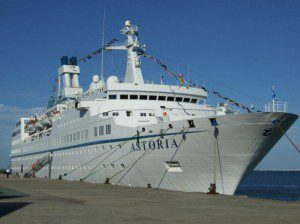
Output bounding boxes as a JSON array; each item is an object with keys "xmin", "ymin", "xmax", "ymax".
[{"xmin": 0, "ymin": 176, "xmax": 299, "ymax": 224}]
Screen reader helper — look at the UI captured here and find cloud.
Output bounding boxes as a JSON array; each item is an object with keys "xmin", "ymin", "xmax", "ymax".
[{"xmin": 0, "ymin": 103, "xmax": 45, "ymax": 168}]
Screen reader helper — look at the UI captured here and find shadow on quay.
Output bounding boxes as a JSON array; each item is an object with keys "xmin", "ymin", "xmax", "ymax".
[{"xmin": 0, "ymin": 202, "xmax": 33, "ymax": 217}]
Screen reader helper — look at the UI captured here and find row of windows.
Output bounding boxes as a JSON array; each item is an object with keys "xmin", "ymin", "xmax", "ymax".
[
  {"xmin": 54, "ymin": 130, "xmax": 89, "ymax": 146},
  {"xmin": 109, "ymin": 94, "xmax": 204, "ymax": 104},
  {"xmin": 94, "ymin": 124, "xmax": 111, "ymax": 137},
  {"xmin": 57, "ymin": 116, "xmax": 87, "ymax": 128}
]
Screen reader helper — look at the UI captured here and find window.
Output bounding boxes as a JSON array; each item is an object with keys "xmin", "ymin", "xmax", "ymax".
[
  {"xmin": 167, "ymin": 96, "xmax": 175, "ymax": 101},
  {"xmin": 73, "ymin": 133, "xmax": 76, "ymax": 141},
  {"xmin": 149, "ymin": 112, "xmax": 155, "ymax": 116},
  {"xmin": 183, "ymin": 98, "xmax": 190, "ymax": 103},
  {"xmin": 77, "ymin": 132, "xmax": 80, "ymax": 140},
  {"xmin": 106, "ymin": 124, "xmax": 111, "ymax": 135},
  {"xmin": 84, "ymin": 130, "xmax": 88, "ymax": 139},
  {"xmin": 111, "ymin": 164, "xmax": 115, "ymax": 168},
  {"xmin": 103, "ymin": 112, "xmax": 109, "ymax": 116},
  {"xmin": 175, "ymin": 97, "xmax": 183, "ymax": 102},
  {"xmin": 139, "ymin": 95, "xmax": 147, "ymax": 100},
  {"xmin": 109, "ymin": 95, "xmax": 117, "ymax": 99},
  {"xmin": 120, "ymin": 95, "xmax": 128, "ymax": 99},
  {"xmin": 94, "ymin": 127, "xmax": 98, "ymax": 137},
  {"xmin": 80, "ymin": 131, "xmax": 84, "ymax": 140},
  {"xmin": 140, "ymin": 113, "xmax": 146, "ymax": 117},
  {"xmin": 158, "ymin": 96, "xmax": 166, "ymax": 101},
  {"xmin": 112, "ymin": 112, "xmax": 119, "ymax": 116},
  {"xmin": 70, "ymin": 134, "xmax": 73, "ymax": 142},
  {"xmin": 67, "ymin": 135, "xmax": 70, "ymax": 143},
  {"xmin": 126, "ymin": 111, "xmax": 132, "ymax": 117},
  {"xmin": 149, "ymin": 95, "xmax": 157, "ymax": 100},
  {"xmin": 121, "ymin": 164, "xmax": 125, "ymax": 168},
  {"xmin": 191, "ymin": 99, "xmax": 198, "ymax": 103},
  {"xmin": 99, "ymin": 126, "xmax": 104, "ymax": 135},
  {"xmin": 130, "ymin": 95, "xmax": 138, "ymax": 99}
]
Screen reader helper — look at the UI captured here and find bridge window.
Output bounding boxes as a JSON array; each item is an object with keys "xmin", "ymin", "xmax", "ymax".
[
  {"xmin": 120, "ymin": 94, "xmax": 128, "ymax": 99},
  {"xmin": 140, "ymin": 95, "xmax": 147, "ymax": 100},
  {"xmin": 167, "ymin": 96, "xmax": 175, "ymax": 101},
  {"xmin": 149, "ymin": 95, "xmax": 157, "ymax": 100},
  {"xmin": 140, "ymin": 113, "xmax": 146, "ymax": 117},
  {"xmin": 191, "ymin": 99, "xmax": 197, "ymax": 103},
  {"xmin": 158, "ymin": 96, "xmax": 166, "ymax": 101},
  {"xmin": 130, "ymin": 95, "xmax": 138, "ymax": 99},
  {"xmin": 112, "ymin": 112, "xmax": 119, "ymax": 116},
  {"xmin": 175, "ymin": 97, "xmax": 183, "ymax": 102},
  {"xmin": 109, "ymin": 95, "xmax": 117, "ymax": 99},
  {"xmin": 183, "ymin": 98, "xmax": 190, "ymax": 103}
]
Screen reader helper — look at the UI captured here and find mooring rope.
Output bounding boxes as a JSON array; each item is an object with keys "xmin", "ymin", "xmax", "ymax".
[
  {"xmin": 157, "ymin": 126, "xmax": 190, "ymax": 189},
  {"xmin": 81, "ymin": 131, "xmax": 144, "ymax": 181},
  {"xmin": 273, "ymin": 119, "xmax": 300, "ymax": 153},
  {"xmin": 85, "ymin": 127, "xmax": 173, "ymax": 181},
  {"xmin": 214, "ymin": 127, "xmax": 224, "ymax": 194},
  {"xmin": 116, "ymin": 127, "xmax": 172, "ymax": 184},
  {"xmin": 63, "ymin": 131, "xmax": 141, "ymax": 177}
]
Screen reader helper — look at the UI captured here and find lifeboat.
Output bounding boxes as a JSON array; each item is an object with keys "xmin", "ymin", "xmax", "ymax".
[
  {"xmin": 25, "ymin": 123, "xmax": 36, "ymax": 134},
  {"xmin": 33, "ymin": 121, "xmax": 44, "ymax": 131},
  {"xmin": 39, "ymin": 117, "xmax": 52, "ymax": 128}
]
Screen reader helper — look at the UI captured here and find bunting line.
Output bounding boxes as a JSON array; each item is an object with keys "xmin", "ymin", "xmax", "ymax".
[
  {"xmin": 77, "ymin": 38, "xmax": 119, "ymax": 63},
  {"xmin": 132, "ymin": 46, "xmax": 252, "ymax": 113}
]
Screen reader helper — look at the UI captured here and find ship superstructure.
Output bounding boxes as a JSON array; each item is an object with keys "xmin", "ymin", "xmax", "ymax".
[{"xmin": 10, "ymin": 21, "xmax": 298, "ymax": 195}]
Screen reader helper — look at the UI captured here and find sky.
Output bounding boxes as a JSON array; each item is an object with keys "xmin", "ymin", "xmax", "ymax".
[{"xmin": 0, "ymin": 0, "xmax": 299, "ymax": 169}]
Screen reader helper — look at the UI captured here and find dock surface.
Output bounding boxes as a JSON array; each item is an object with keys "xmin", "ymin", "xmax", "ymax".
[{"xmin": 0, "ymin": 176, "xmax": 299, "ymax": 224}]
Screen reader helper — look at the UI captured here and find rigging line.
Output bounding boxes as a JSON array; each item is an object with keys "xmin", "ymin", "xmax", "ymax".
[
  {"xmin": 277, "ymin": 125, "xmax": 300, "ymax": 153},
  {"xmin": 104, "ymin": 59, "xmax": 127, "ymax": 77},
  {"xmin": 147, "ymin": 48, "xmax": 265, "ymax": 103},
  {"xmin": 85, "ymin": 128, "xmax": 172, "ymax": 180},
  {"xmin": 82, "ymin": 132, "xmax": 141, "ymax": 181},
  {"xmin": 65, "ymin": 132, "xmax": 139, "ymax": 177},
  {"xmin": 116, "ymin": 128, "xmax": 172, "ymax": 184},
  {"xmin": 157, "ymin": 126, "xmax": 190, "ymax": 189},
  {"xmin": 215, "ymin": 128, "xmax": 224, "ymax": 194}
]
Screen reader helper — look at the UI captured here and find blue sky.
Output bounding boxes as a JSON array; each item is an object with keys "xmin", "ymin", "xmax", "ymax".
[{"xmin": 0, "ymin": 0, "xmax": 299, "ymax": 169}]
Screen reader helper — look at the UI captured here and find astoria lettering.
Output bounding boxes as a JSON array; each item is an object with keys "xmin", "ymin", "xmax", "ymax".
[{"xmin": 131, "ymin": 139, "xmax": 178, "ymax": 151}]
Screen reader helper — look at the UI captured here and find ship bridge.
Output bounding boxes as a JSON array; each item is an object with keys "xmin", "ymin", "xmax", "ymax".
[{"xmin": 105, "ymin": 82, "xmax": 207, "ymax": 104}]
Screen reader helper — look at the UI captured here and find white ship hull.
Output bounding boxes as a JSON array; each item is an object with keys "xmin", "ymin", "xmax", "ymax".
[{"xmin": 11, "ymin": 112, "xmax": 297, "ymax": 195}]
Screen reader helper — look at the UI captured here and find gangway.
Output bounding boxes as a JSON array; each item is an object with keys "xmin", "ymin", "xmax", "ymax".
[{"xmin": 25, "ymin": 154, "xmax": 52, "ymax": 177}]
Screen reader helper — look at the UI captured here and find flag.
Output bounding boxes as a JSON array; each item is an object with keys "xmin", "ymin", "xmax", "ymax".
[
  {"xmin": 178, "ymin": 74, "xmax": 185, "ymax": 88},
  {"xmin": 272, "ymin": 86, "xmax": 277, "ymax": 100}
]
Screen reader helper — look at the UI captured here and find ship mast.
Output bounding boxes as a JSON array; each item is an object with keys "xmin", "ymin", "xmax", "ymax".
[
  {"xmin": 100, "ymin": 0, "xmax": 107, "ymax": 82},
  {"xmin": 106, "ymin": 20, "xmax": 144, "ymax": 84}
]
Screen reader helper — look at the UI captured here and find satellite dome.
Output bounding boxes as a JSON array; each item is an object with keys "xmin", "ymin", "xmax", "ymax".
[
  {"xmin": 93, "ymin": 75, "xmax": 100, "ymax": 83},
  {"xmin": 125, "ymin": 20, "xmax": 131, "ymax": 27},
  {"xmin": 107, "ymin": 76, "xmax": 119, "ymax": 84}
]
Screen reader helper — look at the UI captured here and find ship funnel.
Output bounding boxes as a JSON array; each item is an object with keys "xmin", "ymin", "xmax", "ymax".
[
  {"xmin": 69, "ymin": 57, "xmax": 79, "ymax": 87},
  {"xmin": 58, "ymin": 56, "xmax": 83, "ymax": 98},
  {"xmin": 61, "ymin": 56, "xmax": 69, "ymax": 65}
]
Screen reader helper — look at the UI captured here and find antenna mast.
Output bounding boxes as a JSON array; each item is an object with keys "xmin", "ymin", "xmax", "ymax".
[{"xmin": 100, "ymin": 0, "xmax": 107, "ymax": 80}]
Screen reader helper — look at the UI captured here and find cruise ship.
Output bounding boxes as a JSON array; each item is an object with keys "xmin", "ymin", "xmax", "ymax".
[{"xmin": 10, "ymin": 21, "xmax": 298, "ymax": 195}]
